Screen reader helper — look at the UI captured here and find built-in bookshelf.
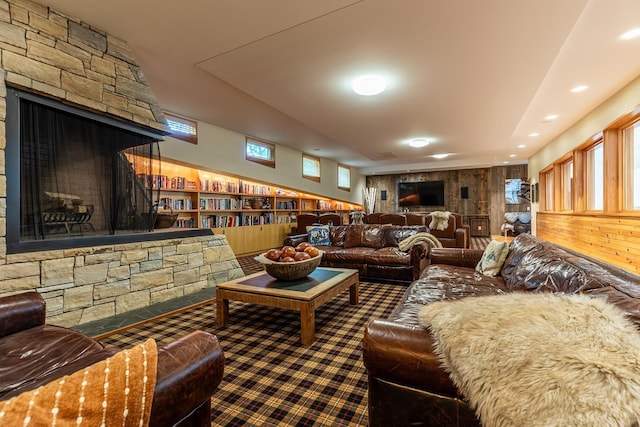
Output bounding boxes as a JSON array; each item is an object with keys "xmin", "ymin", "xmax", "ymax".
[{"xmin": 130, "ymin": 155, "xmax": 363, "ymax": 231}]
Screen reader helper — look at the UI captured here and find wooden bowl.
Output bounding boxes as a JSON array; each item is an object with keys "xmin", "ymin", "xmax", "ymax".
[{"xmin": 254, "ymin": 251, "xmax": 323, "ymax": 280}]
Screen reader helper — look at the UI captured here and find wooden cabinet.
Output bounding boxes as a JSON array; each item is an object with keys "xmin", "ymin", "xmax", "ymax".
[
  {"xmin": 129, "ymin": 155, "xmax": 362, "ymax": 253},
  {"xmin": 463, "ymin": 214, "xmax": 490, "ymax": 237}
]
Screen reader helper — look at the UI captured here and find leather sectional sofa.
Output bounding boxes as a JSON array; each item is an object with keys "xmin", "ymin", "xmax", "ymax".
[
  {"xmin": 0, "ymin": 292, "xmax": 225, "ymax": 426},
  {"xmin": 284, "ymin": 224, "xmax": 434, "ymax": 282},
  {"xmin": 367, "ymin": 212, "xmax": 470, "ymax": 248},
  {"xmin": 363, "ymin": 233, "xmax": 640, "ymax": 426}
]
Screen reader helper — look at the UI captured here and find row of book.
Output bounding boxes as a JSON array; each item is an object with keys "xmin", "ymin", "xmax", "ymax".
[
  {"xmin": 159, "ymin": 197, "xmax": 197, "ymax": 211},
  {"xmin": 173, "ymin": 218, "xmax": 196, "ymax": 228},
  {"xmin": 199, "ymin": 180, "xmax": 240, "ymax": 193},
  {"xmin": 199, "ymin": 198, "xmax": 241, "ymax": 211},
  {"xmin": 275, "ymin": 200, "xmax": 298, "ymax": 210},
  {"xmin": 243, "ymin": 213, "xmax": 274, "ymax": 225},
  {"xmin": 242, "ymin": 183, "xmax": 272, "ymax": 195},
  {"xmin": 200, "ymin": 215, "xmax": 241, "ymax": 228}
]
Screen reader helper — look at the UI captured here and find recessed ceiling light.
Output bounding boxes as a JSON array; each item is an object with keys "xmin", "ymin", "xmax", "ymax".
[
  {"xmin": 571, "ymin": 85, "xmax": 588, "ymax": 93},
  {"xmin": 528, "ymin": 133, "xmax": 539, "ymax": 137},
  {"xmin": 620, "ymin": 28, "xmax": 640, "ymax": 40},
  {"xmin": 431, "ymin": 154, "xmax": 449, "ymax": 159},
  {"xmin": 509, "ymin": 154, "xmax": 516, "ymax": 158},
  {"xmin": 408, "ymin": 138, "xmax": 430, "ymax": 148},
  {"xmin": 543, "ymin": 114, "xmax": 559, "ymax": 122},
  {"xmin": 517, "ymin": 144, "xmax": 526, "ymax": 148},
  {"xmin": 503, "ymin": 161, "xmax": 509, "ymax": 164},
  {"xmin": 352, "ymin": 75, "xmax": 386, "ymax": 96}
]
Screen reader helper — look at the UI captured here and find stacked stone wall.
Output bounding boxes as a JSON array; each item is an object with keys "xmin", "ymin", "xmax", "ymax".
[{"xmin": 1, "ymin": 234, "xmax": 243, "ymax": 328}]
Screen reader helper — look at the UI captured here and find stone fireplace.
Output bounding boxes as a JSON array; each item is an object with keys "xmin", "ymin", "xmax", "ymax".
[{"xmin": 0, "ymin": 0, "xmax": 243, "ymax": 327}]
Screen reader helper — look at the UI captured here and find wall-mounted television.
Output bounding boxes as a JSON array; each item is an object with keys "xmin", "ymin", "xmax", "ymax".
[{"xmin": 398, "ymin": 181, "xmax": 445, "ymax": 207}]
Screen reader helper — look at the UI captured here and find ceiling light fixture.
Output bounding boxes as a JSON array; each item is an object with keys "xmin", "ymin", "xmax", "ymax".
[
  {"xmin": 431, "ymin": 154, "xmax": 449, "ymax": 159},
  {"xmin": 352, "ymin": 75, "xmax": 386, "ymax": 96},
  {"xmin": 543, "ymin": 114, "xmax": 559, "ymax": 122},
  {"xmin": 620, "ymin": 28, "xmax": 640, "ymax": 40},
  {"xmin": 509, "ymin": 154, "xmax": 516, "ymax": 158},
  {"xmin": 517, "ymin": 144, "xmax": 526, "ymax": 148},
  {"xmin": 528, "ymin": 133, "xmax": 539, "ymax": 137},
  {"xmin": 408, "ymin": 138, "xmax": 430, "ymax": 148},
  {"xmin": 571, "ymin": 85, "xmax": 588, "ymax": 93}
]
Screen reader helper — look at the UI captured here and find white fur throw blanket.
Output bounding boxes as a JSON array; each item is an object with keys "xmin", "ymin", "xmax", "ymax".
[
  {"xmin": 429, "ymin": 211, "xmax": 451, "ymax": 231},
  {"xmin": 418, "ymin": 293, "xmax": 640, "ymax": 427},
  {"xmin": 398, "ymin": 232, "xmax": 443, "ymax": 251}
]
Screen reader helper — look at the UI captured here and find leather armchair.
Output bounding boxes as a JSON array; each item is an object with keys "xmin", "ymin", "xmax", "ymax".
[{"xmin": 0, "ymin": 292, "xmax": 225, "ymax": 427}]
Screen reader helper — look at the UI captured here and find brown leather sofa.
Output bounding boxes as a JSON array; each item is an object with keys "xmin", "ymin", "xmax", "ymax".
[
  {"xmin": 290, "ymin": 212, "xmax": 343, "ymax": 234},
  {"xmin": 367, "ymin": 212, "xmax": 470, "ymax": 248},
  {"xmin": 363, "ymin": 233, "xmax": 640, "ymax": 426},
  {"xmin": 284, "ymin": 224, "xmax": 433, "ymax": 282},
  {"xmin": 0, "ymin": 292, "xmax": 225, "ymax": 427}
]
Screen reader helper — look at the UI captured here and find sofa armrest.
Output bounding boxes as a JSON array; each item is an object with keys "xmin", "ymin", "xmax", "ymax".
[
  {"xmin": 363, "ymin": 318, "xmax": 459, "ymax": 398},
  {"xmin": 0, "ymin": 292, "xmax": 46, "ymax": 339},
  {"xmin": 429, "ymin": 248, "xmax": 484, "ymax": 268},
  {"xmin": 454, "ymin": 227, "xmax": 469, "ymax": 248},
  {"xmin": 283, "ymin": 233, "xmax": 308, "ymax": 247},
  {"xmin": 409, "ymin": 241, "xmax": 431, "ymax": 280},
  {"xmin": 150, "ymin": 330, "xmax": 225, "ymax": 426}
]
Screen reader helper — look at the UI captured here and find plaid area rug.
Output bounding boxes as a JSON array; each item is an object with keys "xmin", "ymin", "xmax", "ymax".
[{"xmin": 100, "ymin": 281, "xmax": 407, "ymax": 426}]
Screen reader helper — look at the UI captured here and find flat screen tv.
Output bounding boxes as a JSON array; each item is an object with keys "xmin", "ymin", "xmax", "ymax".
[{"xmin": 398, "ymin": 181, "xmax": 445, "ymax": 207}]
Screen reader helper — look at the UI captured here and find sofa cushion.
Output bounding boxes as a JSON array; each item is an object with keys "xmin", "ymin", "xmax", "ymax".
[
  {"xmin": 0, "ymin": 338, "xmax": 157, "ymax": 427},
  {"xmin": 344, "ymin": 224, "xmax": 385, "ymax": 249},
  {"xmin": 322, "ymin": 246, "xmax": 374, "ymax": 263},
  {"xmin": 382, "ymin": 225, "xmax": 428, "ymax": 247},
  {"xmin": 329, "ymin": 225, "xmax": 349, "ymax": 247},
  {"xmin": 0, "ymin": 325, "xmax": 117, "ymax": 399},
  {"xmin": 307, "ymin": 224, "xmax": 330, "ymax": 246},
  {"xmin": 475, "ymin": 240, "xmax": 509, "ymax": 276},
  {"xmin": 390, "ymin": 264, "xmax": 507, "ymax": 325},
  {"xmin": 364, "ymin": 247, "xmax": 411, "ymax": 266}
]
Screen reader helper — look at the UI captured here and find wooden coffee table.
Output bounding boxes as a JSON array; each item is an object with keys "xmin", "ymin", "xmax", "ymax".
[{"xmin": 216, "ymin": 267, "xmax": 359, "ymax": 346}]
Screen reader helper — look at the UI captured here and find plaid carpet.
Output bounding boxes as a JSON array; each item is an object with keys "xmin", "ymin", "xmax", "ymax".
[{"xmin": 100, "ymin": 281, "xmax": 407, "ymax": 426}]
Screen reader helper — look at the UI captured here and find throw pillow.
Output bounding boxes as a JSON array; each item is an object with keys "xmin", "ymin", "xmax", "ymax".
[
  {"xmin": 307, "ymin": 224, "xmax": 330, "ymax": 246},
  {"xmin": 0, "ymin": 339, "xmax": 157, "ymax": 427},
  {"xmin": 475, "ymin": 240, "xmax": 509, "ymax": 276}
]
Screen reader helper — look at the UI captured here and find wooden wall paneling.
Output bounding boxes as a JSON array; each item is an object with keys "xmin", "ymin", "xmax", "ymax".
[
  {"xmin": 573, "ymin": 149, "xmax": 585, "ymax": 213},
  {"xmin": 537, "ymin": 212, "xmax": 640, "ymax": 275},
  {"xmin": 603, "ymin": 129, "xmax": 620, "ymax": 212},
  {"xmin": 365, "ymin": 167, "xmax": 494, "ymax": 216}
]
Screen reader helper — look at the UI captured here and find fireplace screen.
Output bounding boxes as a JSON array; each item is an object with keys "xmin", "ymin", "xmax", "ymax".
[{"xmin": 16, "ymin": 95, "xmax": 161, "ymax": 242}]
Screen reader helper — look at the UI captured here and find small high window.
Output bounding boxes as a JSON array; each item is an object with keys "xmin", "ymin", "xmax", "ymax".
[
  {"xmin": 338, "ymin": 164, "xmax": 351, "ymax": 191},
  {"xmin": 302, "ymin": 154, "xmax": 321, "ymax": 182},
  {"xmin": 246, "ymin": 137, "xmax": 275, "ymax": 168},
  {"xmin": 165, "ymin": 112, "xmax": 197, "ymax": 144}
]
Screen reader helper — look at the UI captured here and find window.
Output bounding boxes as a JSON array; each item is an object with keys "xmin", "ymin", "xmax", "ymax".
[
  {"xmin": 165, "ymin": 112, "xmax": 197, "ymax": 144},
  {"xmin": 586, "ymin": 142, "xmax": 604, "ymax": 210},
  {"xmin": 544, "ymin": 169, "xmax": 554, "ymax": 210},
  {"xmin": 623, "ymin": 120, "xmax": 640, "ymax": 210},
  {"xmin": 246, "ymin": 137, "xmax": 275, "ymax": 168},
  {"xmin": 338, "ymin": 164, "xmax": 351, "ymax": 191},
  {"xmin": 561, "ymin": 160, "xmax": 573, "ymax": 211},
  {"xmin": 302, "ymin": 154, "xmax": 321, "ymax": 182}
]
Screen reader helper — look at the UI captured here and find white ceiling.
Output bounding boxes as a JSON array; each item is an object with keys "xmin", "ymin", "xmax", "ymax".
[{"xmin": 39, "ymin": 0, "xmax": 640, "ymax": 175}]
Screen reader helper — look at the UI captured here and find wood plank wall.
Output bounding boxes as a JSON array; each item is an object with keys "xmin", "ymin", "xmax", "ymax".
[
  {"xmin": 537, "ymin": 212, "xmax": 640, "ymax": 275},
  {"xmin": 365, "ymin": 165, "xmax": 528, "ymax": 234}
]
